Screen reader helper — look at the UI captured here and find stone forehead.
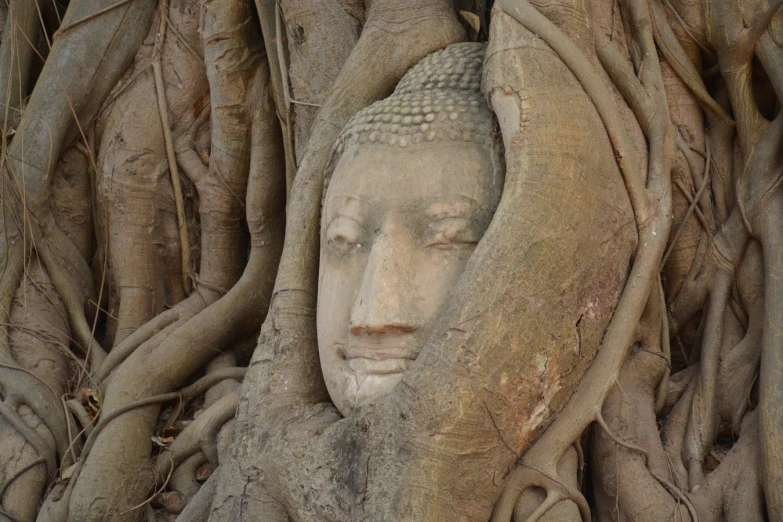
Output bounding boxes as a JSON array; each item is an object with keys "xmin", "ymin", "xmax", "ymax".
[{"xmin": 335, "ymin": 42, "xmax": 490, "ymax": 154}]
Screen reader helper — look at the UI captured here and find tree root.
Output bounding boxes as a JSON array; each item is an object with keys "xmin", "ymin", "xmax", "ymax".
[
  {"xmin": 0, "ymin": 0, "xmax": 39, "ymax": 132},
  {"xmin": 64, "ymin": 399, "xmax": 93, "ymax": 437},
  {"xmin": 0, "ymin": 364, "xmax": 69, "ymax": 476},
  {"xmin": 649, "ymin": 0, "xmax": 731, "ymax": 124},
  {"xmin": 510, "ymin": 446, "xmax": 583, "ymax": 522},
  {"xmin": 595, "ymin": 408, "xmax": 700, "ymax": 521},
  {"xmin": 0, "ymin": 456, "xmax": 45, "ymax": 504},
  {"xmin": 168, "ymin": 452, "xmax": 207, "ymax": 508},
  {"xmin": 7, "ymin": 0, "xmax": 783, "ymax": 520},
  {"xmin": 97, "ymin": 293, "xmax": 209, "ymax": 381},
  {"xmin": 499, "ymin": 462, "xmax": 589, "ymax": 522},
  {"xmin": 0, "ymin": 400, "xmax": 56, "ymax": 484},
  {"xmin": 37, "ymin": 365, "xmax": 240, "ymax": 522},
  {"xmin": 155, "ymin": 392, "xmax": 237, "ymax": 482},
  {"xmin": 176, "ymin": 473, "xmax": 216, "ymax": 522},
  {"xmin": 504, "ymin": 0, "xmax": 649, "ymax": 226},
  {"xmin": 67, "ymin": 3, "xmax": 285, "ymax": 513},
  {"xmin": 660, "ymin": 141, "xmax": 712, "ymax": 270},
  {"xmin": 0, "ymin": 3, "xmax": 159, "ymax": 515},
  {"xmin": 152, "ymin": 0, "xmax": 191, "ymax": 294},
  {"xmin": 758, "ymin": 199, "xmax": 783, "ymax": 518},
  {"xmin": 59, "ymin": 367, "xmax": 245, "ymax": 504},
  {"xmin": 662, "ymin": 370, "xmax": 696, "ymax": 489},
  {"xmin": 491, "ymin": 1, "xmax": 673, "ymax": 519},
  {"xmin": 682, "ymin": 267, "xmax": 731, "ymax": 487},
  {"xmin": 37, "ymin": 234, "xmax": 105, "ymax": 371}
]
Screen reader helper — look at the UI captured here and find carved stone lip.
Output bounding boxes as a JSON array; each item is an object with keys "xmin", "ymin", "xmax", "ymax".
[
  {"xmin": 342, "ymin": 344, "xmax": 417, "ymax": 375},
  {"xmin": 346, "ymin": 356, "xmax": 414, "ymax": 375}
]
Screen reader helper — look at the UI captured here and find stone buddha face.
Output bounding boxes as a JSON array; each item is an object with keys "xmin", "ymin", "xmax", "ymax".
[
  {"xmin": 317, "ymin": 42, "xmax": 498, "ymax": 415},
  {"xmin": 318, "ymin": 139, "xmax": 502, "ymax": 414}
]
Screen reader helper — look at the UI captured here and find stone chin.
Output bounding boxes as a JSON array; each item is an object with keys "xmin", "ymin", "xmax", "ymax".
[{"xmin": 340, "ymin": 370, "xmax": 406, "ymax": 413}]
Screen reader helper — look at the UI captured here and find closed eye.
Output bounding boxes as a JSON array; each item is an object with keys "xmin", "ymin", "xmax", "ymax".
[
  {"xmin": 423, "ymin": 217, "xmax": 480, "ymax": 250},
  {"xmin": 425, "ymin": 236, "xmax": 478, "ymax": 249},
  {"xmin": 328, "ymin": 233, "xmax": 358, "ymax": 255}
]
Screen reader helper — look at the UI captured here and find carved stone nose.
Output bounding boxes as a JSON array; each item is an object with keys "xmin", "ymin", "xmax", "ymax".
[
  {"xmin": 349, "ymin": 234, "xmax": 418, "ymax": 336},
  {"xmin": 350, "ymin": 318, "xmax": 417, "ymax": 336}
]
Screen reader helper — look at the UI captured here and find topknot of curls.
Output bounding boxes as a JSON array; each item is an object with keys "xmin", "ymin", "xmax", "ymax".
[{"xmin": 334, "ymin": 42, "xmax": 491, "ymax": 155}]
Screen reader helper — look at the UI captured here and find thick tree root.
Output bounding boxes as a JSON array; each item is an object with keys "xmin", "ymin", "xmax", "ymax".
[
  {"xmin": 4, "ymin": 0, "xmax": 783, "ymax": 520},
  {"xmin": 0, "ymin": 366, "xmax": 69, "ymax": 479},
  {"xmin": 168, "ymin": 452, "xmax": 207, "ymax": 507},
  {"xmin": 67, "ymin": 2, "xmax": 285, "ymax": 515},
  {"xmin": 491, "ymin": 0, "xmax": 673, "ymax": 519},
  {"xmin": 97, "ymin": 294, "xmax": 210, "ymax": 381},
  {"xmin": 40, "ymin": 368, "xmax": 245, "ymax": 522},
  {"xmin": 0, "ymin": 401, "xmax": 56, "ymax": 484},
  {"xmin": 155, "ymin": 392, "xmax": 238, "ymax": 480},
  {"xmin": 176, "ymin": 474, "xmax": 216, "ymax": 522}
]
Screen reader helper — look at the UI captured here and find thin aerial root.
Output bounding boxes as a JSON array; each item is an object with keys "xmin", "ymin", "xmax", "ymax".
[
  {"xmin": 80, "ymin": 368, "xmax": 245, "ymax": 466},
  {"xmin": 62, "ymin": 396, "xmax": 79, "ymax": 467},
  {"xmin": 65, "ymin": 399, "xmax": 94, "ymax": 436},
  {"xmin": 655, "ymin": 278, "xmax": 672, "ymax": 413},
  {"xmin": 498, "ymin": 0, "xmax": 647, "ymax": 227},
  {"xmin": 595, "ymin": 407, "xmax": 700, "ymax": 521},
  {"xmin": 526, "ymin": 494, "xmax": 571, "ymax": 522},
  {"xmin": 594, "ymin": 407, "xmax": 648, "ymax": 457},
  {"xmin": 275, "ymin": 3, "xmax": 297, "ymax": 178},
  {"xmin": 661, "ymin": 0, "xmax": 713, "ymax": 59},
  {"xmin": 36, "ymin": 239, "xmax": 106, "ymax": 370},
  {"xmin": 492, "ymin": 464, "xmax": 590, "ymax": 522},
  {"xmin": 661, "ymin": 141, "xmax": 712, "ymax": 269},
  {"xmin": 653, "ymin": 472, "xmax": 700, "ymax": 522},
  {"xmin": 673, "ymin": 179, "xmax": 710, "ymax": 238},
  {"xmin": 0, "ymin": 456, "xmax": 45, "ymax": 501},
  {"xmin": 649, "ymin": 1, "xmax": 732, "ymax": 124},
  {"xmin": 152, "ymin": 0, "xmax": 191, "ymax": 294}
]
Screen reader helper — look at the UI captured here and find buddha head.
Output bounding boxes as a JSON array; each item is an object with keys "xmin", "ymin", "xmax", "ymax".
[{"xmin": 318, "ymin": 43, "xmax": 503, "ymax": 415}]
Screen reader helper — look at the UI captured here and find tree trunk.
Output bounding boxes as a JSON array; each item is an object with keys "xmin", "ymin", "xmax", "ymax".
[{"xmin": 0, "ymin": 0, "xmax": 779, "ymax": 520}]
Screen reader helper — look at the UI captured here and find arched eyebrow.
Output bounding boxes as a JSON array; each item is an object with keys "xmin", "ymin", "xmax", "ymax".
[
  {"xmin": 324, "ymin": 194, "xmax": 367, "ymax": 231},
  {"xmin": 325, "ymin": 195, "xmax": 362, "ymax": 220},
  {"xmin": 326, "ymin": 213, "xmax": 364, "ymax": 230}
]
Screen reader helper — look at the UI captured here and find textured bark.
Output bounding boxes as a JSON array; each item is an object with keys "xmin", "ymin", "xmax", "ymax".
[
  {"xmin": 0, "ymin": 0, "xmax": 781, "ymax": 520},
  {"xmin": 207, "ymin": 3, "xmax": 636, "ymax": 520}
]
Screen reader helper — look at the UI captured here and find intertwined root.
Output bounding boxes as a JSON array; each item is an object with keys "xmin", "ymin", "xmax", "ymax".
[
  {"xmin": 503, "ymin": 448, "xmax": 587, "ymax": 522},
  {"xmin": 488, "ymin": 1, "xmax": 673, "ymax": 519},
  {"xmin": 491, "ymin": 0, "xmax": 781, "ymax": 519},
  {"xmin": 4, "ymin": 0, "xmax": 783, "ymax": 519},
  {"xmin": 0, "ymin": 255, "xmax": 75, "ymax": 521}
]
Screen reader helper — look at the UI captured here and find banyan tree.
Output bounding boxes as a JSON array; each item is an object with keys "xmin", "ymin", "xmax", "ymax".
[{"xmin": 0, "ymin": 0, "xmax": 780, "ymax": 520}]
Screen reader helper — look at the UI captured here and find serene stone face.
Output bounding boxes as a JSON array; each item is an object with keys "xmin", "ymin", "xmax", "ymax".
[{"xmin": 318, "ymin": 141, "xmax": 502, "ymax": 415}]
